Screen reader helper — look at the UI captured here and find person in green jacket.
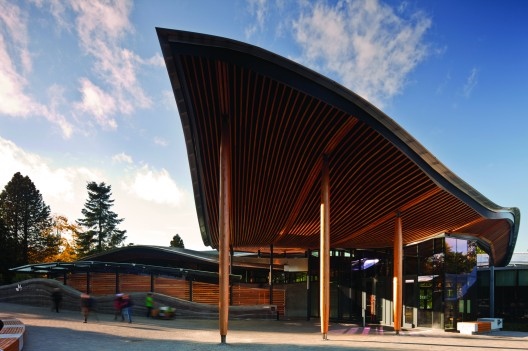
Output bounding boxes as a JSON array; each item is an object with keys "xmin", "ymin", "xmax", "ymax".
[{"xmin": 145, "ymin": 293, "xmax": 154, "ymax": 318}]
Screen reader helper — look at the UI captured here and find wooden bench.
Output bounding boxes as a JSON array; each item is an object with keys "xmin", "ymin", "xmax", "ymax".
[
  {"xmin": 457, "ymin": 321, "xmax": 492, "ymax": 335},
  {"xmin": 0, "ymin": 317, "xmax": 25, "ymax": 351}
]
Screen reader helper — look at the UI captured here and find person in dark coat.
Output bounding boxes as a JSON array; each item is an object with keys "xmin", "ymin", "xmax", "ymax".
[
  {"xmin": 121, "ymin": 294, "xmax": 133, "ymax": 323},
  {"xmin": 51, "ymin": 288, "xmax": 62, "ymax": 313},
  {"xmin": 80, "ymin": 293, "xmax": 93, "ymax": 323}
]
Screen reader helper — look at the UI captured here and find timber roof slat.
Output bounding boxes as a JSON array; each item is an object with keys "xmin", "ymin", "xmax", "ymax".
[{"xmin": 157, "ymin": 28, "xmax": 520, "ymax": 266}]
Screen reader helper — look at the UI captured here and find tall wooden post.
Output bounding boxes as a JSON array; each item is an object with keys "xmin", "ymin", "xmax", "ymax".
[
  {"xmin": 320, "ymin": 155, "xmax": 330, "ymax": 340},
  {"xmin": 393, "ymin": 212, "xmax": 403, "ymax": 334},
  {"xmin": 219, "ymin": 115, "xmax": 232, "ymax": 344},
  {"xmin": 86, "ymin": 271, "xmax": 91, "ymax": 294},
  {"xmin": 269, "ymin": 244, "xmax": 274, "ymax": 305},
  {"xmin": 115, "ymin": 269, "xmax": 120, "ymax": 294}
]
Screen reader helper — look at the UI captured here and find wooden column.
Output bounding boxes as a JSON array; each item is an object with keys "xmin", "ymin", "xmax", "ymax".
[
  {"xmin": 115, "ymin": 269, "xmax": 120, "ymax": 294},
  {"xmin": 86, "ymin": 271, "xmax": 91, "ymax": 294},
  {"xmin": 269, "ymin": 244, "xmax": 274, "ymax": 305},
  {"xmin": 320, "ymin": 155, "xmax": 330, "ymax": 340},
  {"xmin": 219, "ymin": 115, "xmax": 232, "ymax": 344},
  {"xmin": 393, "ymin": 213, "xmax": 403, "ymax": 334},
  {"xmin": 307, "ymin": 250, "xmax": 312, "ymax": 321}
]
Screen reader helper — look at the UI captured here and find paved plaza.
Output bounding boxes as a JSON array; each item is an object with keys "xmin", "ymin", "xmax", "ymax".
[{"xmin": 1, "ymin": 302, "xmax": 527, "ymax": 351}]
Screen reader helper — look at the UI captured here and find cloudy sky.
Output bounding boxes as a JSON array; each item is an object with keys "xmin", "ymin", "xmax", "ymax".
[{"xmin": 0, "ymin": 0, "xmax": 526, "ymax": 252}]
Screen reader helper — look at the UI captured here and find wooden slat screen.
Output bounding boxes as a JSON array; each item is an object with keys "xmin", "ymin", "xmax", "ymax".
[
  {"xmin": 57, "ymin": 272, "xmax": 286, "ymax": 315},
  {"xmin": 154, "ymin": 277, "xmax": 189, "ymax": 300},
  {"xmin": 90, "ymin": 273, "xmax": 116, "ymax": 295},
  {"xmin": 191, "ymin": 281, "xmax": 219, "ymax": 304},
  {"xmin": 121, "ymin": 274, "xmax": 150, "ymax": 293}
]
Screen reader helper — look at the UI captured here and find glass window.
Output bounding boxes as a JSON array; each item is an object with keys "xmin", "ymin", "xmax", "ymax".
[
  {"xmin": 496, "ymin": 270, "xmax": 516, "ymax": 287},
  {"xmin": 519, "ymin": 270, "xmax": 528, "ymax": 286},
  {"xmin": 478, "ymin": 270, "xmax": 490, "ymax": 287}
]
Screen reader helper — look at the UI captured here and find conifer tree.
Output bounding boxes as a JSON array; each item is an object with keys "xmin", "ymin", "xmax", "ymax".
[
  {"xmin": 76, "ymin": 182, "xmax": 126, "ymax": 256},
  {"xmin": 170, "ymin": 233, "xmax": 185, "ymax": 248},
  {"xmin": 0, "ymin": 172, "xmax": 56, "ymax": 280}
]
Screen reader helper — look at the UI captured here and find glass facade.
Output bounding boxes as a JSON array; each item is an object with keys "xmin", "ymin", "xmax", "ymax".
[
  {"xmin": 307, "ymin": 236, "xmax": 479, "ymax": 329},
  {"xmin": 477, "ymin": 266, "xmax": 528, "ymax": 323}
]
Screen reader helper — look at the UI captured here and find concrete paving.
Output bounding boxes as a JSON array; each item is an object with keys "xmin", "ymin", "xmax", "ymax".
[{"xmin": 1, "ymin": 302, "xmax": 528, "ymax": 351}]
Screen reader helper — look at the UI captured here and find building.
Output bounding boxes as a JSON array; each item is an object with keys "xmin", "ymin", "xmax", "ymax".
[
  {"xmin": 156, "ymin": 28, "xmax": 519, "ymax": 342},
  {"xmin": 7, "ymin": 28, "xmax": 520, "ymax": 342}
]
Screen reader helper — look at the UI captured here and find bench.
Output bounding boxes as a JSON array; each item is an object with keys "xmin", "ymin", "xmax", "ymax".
[
  {"xmin": 0, "ymin": 317, "xmax": 25, "ymax": 351},
  {"xmin": 456, "ymin": 321, "xmax": 492, "ymax": 335},
  {"xmin": 477, "ymin": 318, "xmax": 503, "ymax": 331}
]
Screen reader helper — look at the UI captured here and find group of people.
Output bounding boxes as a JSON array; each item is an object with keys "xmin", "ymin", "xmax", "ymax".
[
  {"xmin": 113, "ymin": 293, "xmax": 134, "ymax": 323},
  {"xmin": 51, "ymin": 288, "xmax": 156, "ymax": 323}
]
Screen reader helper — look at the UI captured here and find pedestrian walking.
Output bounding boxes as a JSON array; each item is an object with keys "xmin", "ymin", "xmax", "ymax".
[
  {"xmin": 80, "ymin": 293, "xmax": 93, "ymax": 323},
  {"xmin": 145, "ymin": 293, "xmax": 154, "ymax": 318},
  {"xmin": 121, "ymin": 294, "xmax": 133, "ymax": 323},
  {"xmin": 114, "ymin": 293, "xmax": 124, "ymax": 321},
  {"xmin": 51, "ymin": 288, "xmax": 62, "ymax": 313}
]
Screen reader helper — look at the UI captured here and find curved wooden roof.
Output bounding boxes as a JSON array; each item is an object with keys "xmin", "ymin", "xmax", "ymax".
[{"xmin": 157, "ymin": 28, "xmax": 519, "ymax": 267}]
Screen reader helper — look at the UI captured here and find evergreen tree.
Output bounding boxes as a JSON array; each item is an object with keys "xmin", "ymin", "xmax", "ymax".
[
  {"xmin": 0, "ymin": 216, "xmax": 14, "ymax": 282},
  {"xmin": 76, "ymin": 182, "xmax": 126, "ymax": 256},
  {"xmin": 170, "ymin": 234, "xmax": 185, "ymax": 248},
  {"xmin": 0, "ymin": 172, "xmax": 55, "ymax": 279}
]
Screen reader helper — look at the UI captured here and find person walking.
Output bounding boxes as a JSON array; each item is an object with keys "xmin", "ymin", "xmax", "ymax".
[
  {"xmin": 121, "ymin": 294, "xmax": 133, "ymax": 323},
  {"xmin": 51, "ymin": 288, "xmax": 62, "ymax": 313},
  {"xmin": 80, "ymin": 293, "xmax": 93, "ymax": 323},
  {"xmin": 114, "ymin": 293, "xmax": 124, "ymax": 321},
  {"xmin": 145, "ymin": 293, "xmax": 154, "ymax": 318}
]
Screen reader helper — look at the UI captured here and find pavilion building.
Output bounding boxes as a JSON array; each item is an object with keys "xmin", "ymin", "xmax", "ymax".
[{"xmin": 155, "ymin": 28, "xmax": 520, "ymax": 342}]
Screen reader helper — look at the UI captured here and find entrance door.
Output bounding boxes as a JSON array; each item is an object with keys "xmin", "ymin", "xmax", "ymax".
[{"xmin": 403, "ymin": 276, "xmax": 418, "ymax": 328}]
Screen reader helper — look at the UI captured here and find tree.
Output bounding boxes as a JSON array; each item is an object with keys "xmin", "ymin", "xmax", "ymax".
[
  {"xmin": 76, "ymin": 182, "xmax": 126, "ymax": 256},
  {"xmin": 44, "ymin": 215, "xmax": 81, "ymax": 262},
  {"xmin": 170, "ymin": 234, "xmax": 185, "ymax": 248},
  {"xmin": 0, "ymin": 172, "xmax": 56, "ymax": 280}
]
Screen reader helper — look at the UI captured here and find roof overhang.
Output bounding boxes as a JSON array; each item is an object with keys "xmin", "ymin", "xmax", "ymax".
[{"xmin": 157, "ymin": 28, "xmax": 520, "ymax": 267}]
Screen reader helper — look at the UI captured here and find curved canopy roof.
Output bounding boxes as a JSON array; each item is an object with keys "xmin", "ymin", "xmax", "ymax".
[{"xmin": 157, "ymin": 28, "xmax": 519, "ymax": 267}]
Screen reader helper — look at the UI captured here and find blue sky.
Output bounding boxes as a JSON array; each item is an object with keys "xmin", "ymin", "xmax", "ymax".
[{"xmin": 0, "ymin": 0, "xmax": 526, "ymax": 252}]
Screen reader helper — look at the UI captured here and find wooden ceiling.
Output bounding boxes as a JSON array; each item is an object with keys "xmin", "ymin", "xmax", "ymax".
[{"xmin": 157, "ymin": 29, "xmax": 519, "ymax": 267}]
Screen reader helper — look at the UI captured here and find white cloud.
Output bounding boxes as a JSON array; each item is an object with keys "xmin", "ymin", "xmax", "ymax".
[
  {"xmin": 463, "ymin": 67, "xmax": 479, "ymax": 98},
  {"xmin": 75, "ymin": 77, "xmax": 117, "ymax": 129},
  {"xmin": 292, "ymin": 0, "xmax": 431, "ymax": 107},
  {"xmin": 0, "ymin": 136, "xmax": 100, "ymax": 218},
  {"xmin": 162, "ymin": 90, "xmax": 177, "ymax": 110},
  {"xmin": 154, "ymin": 137, "xmax": 168, "ymax": 147},
  {"xmin": 245, "ymin": 0, "xmax": 268, "ymax": 38},
  {"xmin": 143, "ymin": 52, "xmax": 165, "ymax": 67},
  {"xmin": 122, "ymin": 165, "xmax": 185, "ymax": 207},
  {"xmin": 0, "ymin": 136, "xmax": 206, "ymax": 249},
  {"xmin": 1, "ymin": 0, "xmax": 157, "ymax": 136},
  {"xmin": 0, "ymin": 1, "xmax": 74, "ymax": 137},
  {"xmin": 112, "ymin": 152, "xmax": 133, "ymax": 164},
  {"xmin": 70, "ymin": 0, "xmax": 152, "ymax": 119},
  {"xmin": 0, "ymin": 0, "xmax": 31, "ymax": 73}
]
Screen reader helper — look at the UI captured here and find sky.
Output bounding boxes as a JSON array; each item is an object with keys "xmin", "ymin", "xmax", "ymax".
[{"xmin": 0, "ymin": 0, "xmax": 527, "ymax": 252}]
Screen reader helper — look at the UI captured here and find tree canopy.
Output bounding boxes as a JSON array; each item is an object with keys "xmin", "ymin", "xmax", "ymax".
[
  {"xmin": 76, "ymin": 181, "xmax": 126, "ymax": 256},
  {"xmin": 170, "ymin": 234, "xmax": 185, "ymax": 248},
  {"xmin": 0, "ymin": 172, "xmax": 59, "ymax": 280}
]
